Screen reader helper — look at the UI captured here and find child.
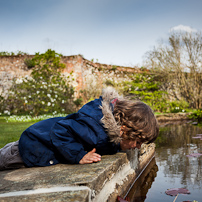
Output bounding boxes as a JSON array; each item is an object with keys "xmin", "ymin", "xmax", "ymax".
[{"xmin": 0, "ymin": 88, "xmax": 159, "ymax": 170}]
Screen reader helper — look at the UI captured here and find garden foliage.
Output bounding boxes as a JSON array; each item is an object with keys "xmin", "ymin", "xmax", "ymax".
[
  {"xmin": 188, "ymin": 109, "xmax": 202, "ymax": 122},
  {"xmin": 0, "ymin": 49, "xmax": 76, "ymax": 116},
  {"xmin": 106, "ymin": 71, "xmax": 189, "ymax": 113}
]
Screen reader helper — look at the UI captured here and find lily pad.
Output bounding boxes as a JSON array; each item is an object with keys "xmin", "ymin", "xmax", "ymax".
[
  {"xmin": 192, "ymin": 136, "xmax": 201, "ymax": 139},
  {"xmin": 196, "ymin": 134, "xmax": 202, "ymax": 136},
  {"xmin": 186, "ymin": 153, "xmax": 202, "ymax": 157},
  {"xmin": 165, "ymin": 188, "xmax": 190, "ymax": 196},
  {"xmin": 117, "ymin": 196, "xmax": 129, "ymax": 202}
]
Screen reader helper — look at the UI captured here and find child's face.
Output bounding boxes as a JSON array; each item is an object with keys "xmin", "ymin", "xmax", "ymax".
[{"xmin": 120, "ymin": 138, "xmax": 142, "ymax": 151}]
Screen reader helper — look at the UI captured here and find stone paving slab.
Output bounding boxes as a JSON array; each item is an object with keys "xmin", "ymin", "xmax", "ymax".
[
  {"xmin": 0, "ymin": 189, "xmax": 90, "ymax": 202},
  {"xmin": 0, "ymin": 153, "xmax": 127, "ymax": 193},
  {"xmin": 0, "ymin": 144, "xmax": 155, "ymax": 202},
  {"xmin": 0, "ymin": 153, "xmax": 131, "ymax": 201}
]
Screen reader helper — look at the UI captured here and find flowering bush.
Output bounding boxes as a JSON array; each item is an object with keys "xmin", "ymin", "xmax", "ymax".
[
  {"xmin": 5, "ymin": 114, "xmax": 66, "ymax": 123},
  {"xmin": 0, "ymin": 49, "xmax": 77, "ymax": 116}
]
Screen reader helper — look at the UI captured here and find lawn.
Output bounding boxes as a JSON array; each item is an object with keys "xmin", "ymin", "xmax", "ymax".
[{"xmin": 0, "ymin": 118, "xmax": 36, "ymax": 148}]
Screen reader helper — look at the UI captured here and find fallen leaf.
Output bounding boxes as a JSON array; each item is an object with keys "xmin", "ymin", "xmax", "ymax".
[
  {"xmin": 165, "ymin": 188, "xmax": 190, "ymax": 196},
  {"xmin": 186, "ymin": 153, "xmax": 202, "ymax": 157}
]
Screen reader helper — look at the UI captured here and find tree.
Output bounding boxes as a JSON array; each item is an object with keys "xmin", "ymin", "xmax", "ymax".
[
  {"xmin": 145, "ymin": 31, "xmax": 202, "ymax": 109},
  {"xmin": 1, "ymin": 49, "xmax": 75, "ymax": 116}
]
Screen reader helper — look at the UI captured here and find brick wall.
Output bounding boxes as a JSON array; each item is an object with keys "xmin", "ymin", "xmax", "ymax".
[{"xmin": 0, "ymin": 54, "xmax": 140, "ymax": 98}]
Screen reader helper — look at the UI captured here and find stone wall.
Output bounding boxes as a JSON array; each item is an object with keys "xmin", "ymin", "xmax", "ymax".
[
  {"xmin": 0, "ymin": 55, "xmax": 140, "ymax": 97},
  {"xmin": 0, "ymin": 55, "xmax": 32, "ymax": 97},
  {"xmin": 0, "ymin": 143, "xmax": 155, "ymax": 202}
]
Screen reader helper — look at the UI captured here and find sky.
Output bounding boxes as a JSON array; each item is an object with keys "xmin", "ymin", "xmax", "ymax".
[{"xmin": 0, "ymin": 0, "xmax": 202, "ymax": 67}]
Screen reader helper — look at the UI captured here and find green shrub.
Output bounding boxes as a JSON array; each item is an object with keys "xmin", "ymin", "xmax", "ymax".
[
  {"xmin": 188, "ymin": 109, "xmax": 202, "ymax": 122},
  {"xmin": 106, "ymin": 71, "xmax": 190, "ymax": 113},
  {"xmin": 24, "ymin": 58, "xmax": 36, "ymax": 69},
  {"xmin": 169, "ymin": 100, "xmax": 189, "ymax": 113},
  {"xmin": 118, "ymin": 72, "xmax": 169, "ymax": 112}
]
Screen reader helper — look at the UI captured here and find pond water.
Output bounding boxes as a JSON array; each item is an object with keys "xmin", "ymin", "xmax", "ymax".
[{"xmin": 126, "ymin": 123, "xmax": 202, "ymax": 202}]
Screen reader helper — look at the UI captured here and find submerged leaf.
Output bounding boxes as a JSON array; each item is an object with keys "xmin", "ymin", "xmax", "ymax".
[
  {"xmin": 165, "ymin": 188, "xmax": 190, "ymax": 196},
  {"xmin": 186, "ymin": 153, "xmax": 202, "ymax": 157}
]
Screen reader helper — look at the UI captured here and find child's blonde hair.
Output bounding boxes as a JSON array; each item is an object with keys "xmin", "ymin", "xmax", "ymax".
[{"xmin": 113, "ymin": 100, "xmax": 159, "ymax": 144}]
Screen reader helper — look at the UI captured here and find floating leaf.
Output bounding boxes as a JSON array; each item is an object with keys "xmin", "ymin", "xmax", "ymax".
[
  {"xmin": 192, "ymin": 136, "xmax": 201, "ymax": 139},
  {"xmin": 196, "ymin": 134, "xmax": 202, "ymax": 136},
  {"xmin": 186, "ymin": 153, "xmax": 202, "ymax": 157},
  {"xmin": 117, "ymin": 196, "xmax": 130, "ymax": 202},
  {"xmin": 165, "ymin": 188, "xmax": 190, "ymax": 196}
]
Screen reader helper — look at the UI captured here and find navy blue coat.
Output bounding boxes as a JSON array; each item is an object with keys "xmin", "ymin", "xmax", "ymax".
[{"xmin": 19, "ymin": 96, "xmax": 120, "ymax": 167}]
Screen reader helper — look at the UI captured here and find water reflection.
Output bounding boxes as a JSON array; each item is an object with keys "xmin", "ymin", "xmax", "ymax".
[
  {"xmin": 155, "ymin": 123, "xmax": 202, "ymax": 188},
  {"xmin": 127, "ymin": 158, "xmax": 158, "ymax": 202},
  {"xmin": 126, "ymin": 123, "xmax": 202, "ymax": 202}
]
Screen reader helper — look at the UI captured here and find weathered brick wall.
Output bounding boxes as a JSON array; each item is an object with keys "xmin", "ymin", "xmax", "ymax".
[{"xmin": 0, "ymin": 55, "xmax": 140, "ymax": 97}]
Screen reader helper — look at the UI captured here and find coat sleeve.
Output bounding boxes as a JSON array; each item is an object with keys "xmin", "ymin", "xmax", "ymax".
[{"xmin": 50, "ymin": 115, "xmax": 99, "ymax": 164}]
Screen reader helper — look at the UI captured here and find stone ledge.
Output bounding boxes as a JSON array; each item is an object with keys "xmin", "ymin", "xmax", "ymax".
[
  {"xmin": 0, "ymin": 144, "xmax": 155, "ymax": 202},
  {"xmin": 156, "ymin": 113, "xmax": 192, "ymax": 126}
]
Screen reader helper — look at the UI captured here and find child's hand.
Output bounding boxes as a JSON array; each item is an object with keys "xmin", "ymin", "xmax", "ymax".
[{"xmin": 79, "ymin": 148, "xmax": 101, "ymax": 164}]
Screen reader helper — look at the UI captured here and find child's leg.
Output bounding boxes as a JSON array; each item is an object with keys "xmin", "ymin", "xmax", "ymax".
[{"xmin": 0, "ymin": 140, "xmax": 25, "ymax": 171}]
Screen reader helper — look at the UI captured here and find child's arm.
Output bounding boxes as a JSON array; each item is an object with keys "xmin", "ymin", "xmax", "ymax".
[
  {"xmin": 50, "ymin": 117, "xmax": 102, "ymax": 164},
  {"xmin": 79, "ymin": 148, "xmax": 101, "ymax": 164}
]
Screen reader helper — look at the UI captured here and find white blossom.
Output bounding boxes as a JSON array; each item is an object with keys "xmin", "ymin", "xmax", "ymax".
[
  {"xmin": 16, "ymin": 78, "xmax": 23, "ymax": 84},
  {"xmin": 4, "ymin": 110, "xmax": 10, "ymax": 115},
  {"xmin": 47, "ymin": 102, "xmax": 51, "ymax": 106},
  {"xmin": 47, "ymin": 94, "xmax": 51, "ymax": 97}
]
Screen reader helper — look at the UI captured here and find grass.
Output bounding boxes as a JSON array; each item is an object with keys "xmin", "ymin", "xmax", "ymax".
[
  {"xmin": 0, "ymin": 118, "xmax": 36, "ymax": 148},
  {"xmin": 0, "ymin": 114, "xmax": 66, "ymax": 148}
]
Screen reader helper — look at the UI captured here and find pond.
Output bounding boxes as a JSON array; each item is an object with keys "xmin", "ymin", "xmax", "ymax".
[{"xmin": 126, "ymin": 123, "xmax": 202, "ymax": 202}]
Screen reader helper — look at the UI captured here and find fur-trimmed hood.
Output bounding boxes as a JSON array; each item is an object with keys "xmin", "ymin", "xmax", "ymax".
[{"xmin": 100, "ymin": 87, "xmax": 123, "ymax": 144}]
